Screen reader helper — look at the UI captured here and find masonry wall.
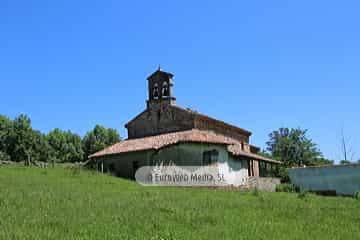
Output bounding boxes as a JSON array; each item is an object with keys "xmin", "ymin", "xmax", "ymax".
[
  {"xmin": 288, "ymin": 164, "xmax": 360, "ymax": 196},
  {"xmin": 194, "ymin": 119, "xmax": 249, "ymax": 143},
  {"xmin": 126, "ymin": 102, "xmax": 194, "ymax": 139}
]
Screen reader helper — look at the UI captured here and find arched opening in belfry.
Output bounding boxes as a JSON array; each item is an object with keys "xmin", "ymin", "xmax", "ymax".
[
  {"xmin": 153, "ymin": 83, "xmax": 159, "ymax": 100},
  {"xmin": 162, "ymin": 81, "xmax": 169, "ymax": 97}
]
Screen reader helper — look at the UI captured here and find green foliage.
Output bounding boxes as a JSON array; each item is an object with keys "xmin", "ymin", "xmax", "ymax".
[
  {"xmin": 0, "ymin": 166, "xmax": 359, "ymax": 239},
  {"xmin": 257, "ymin": 149, "xmax": 273, "ymax": 158},
  {"xmin": 266, "ymin": 127, "xmax": 326, "ymax": 167},
  {"xmin": 47, "ymin": 128, "xmax": 84, "ymax": 163},
  {"xmin": 0, "ymin": 115, "xmax": 12, "ymax": 154},
  {"xmin": 0, "ymin": 151, "xmax": 10, "ymax": 161},
  {"xmin": 275, "ymin": 166, "xmax": 290, "ymax": 182},
  {"xmin": 355, "ymin": 191, "xmax": 360, "ymax": 200},
  {"xmin": 31, "ymin": 130, "xmax": 53, "ymax": 162},
  {"xmin": 251, "ymin": 187, "xmax": 260, "ymax": 196},
  {"xmin": 276, "ymin": 183, "xmax": 295, "ymax": 193},
  {"xmin": 0, "ymin": 114, "xmax": 120, "ymax": 163},
  {"xmin": 7, "ymin": 114, "xmax": 35, "ymax": 162},
  {"xmin": 340, "ymin": 160, "xmax": 351, "ymax": 165},
  {"xmin": 0, "ymin": 115, "xmax": 121, "ymax": 163},
  {"xmin": 315, "ymin": 157, "xmax": 334, "ymax": 166},
  {"xmin": 298, "ymin": 189, "xmax": 309, "ymax": 199},
  {"xmin": 82, "ymin": 125, "xmax": 121, "ymax": 158}
]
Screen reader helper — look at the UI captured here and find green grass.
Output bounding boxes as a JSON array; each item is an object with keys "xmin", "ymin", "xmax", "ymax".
[{"xmin": 0, "ymin": 166, "xmax": 359, "ymax": 240}]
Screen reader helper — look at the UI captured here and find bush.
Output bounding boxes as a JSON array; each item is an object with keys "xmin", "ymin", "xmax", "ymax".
[
  {"xmin": 276, "ymin": 183, "xmax": 295, "ymax": 193},
  {"xmin": 0, "ymin": 151, "xmax": 10, "ymax": 161},
  {"xmin": 298, "ymin": 189, "xmax": 308, "ymax": 199},
  {"xmin": 252, "ymin": 187, "xmax": 260, "ymax": 196},
  {"xmin": 355, "ymin": 191, "xmax": 360, "ymax": 199},
  {"xmin": 276, "ymin": 166, "xmax": 290, "ymax": 183}
]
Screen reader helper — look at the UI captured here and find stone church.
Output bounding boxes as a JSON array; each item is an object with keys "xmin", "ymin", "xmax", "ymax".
[{"xmin": 89, "ymin": 68, "xmax": 281, "ymax": 186}]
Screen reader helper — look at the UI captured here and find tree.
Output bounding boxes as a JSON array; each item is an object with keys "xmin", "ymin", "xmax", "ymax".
[
  {"xmin": 47, "ymin": 128, "xmax": 84, "ymax": 163},
  {"xmin": 0, "ymin": 115, "xmax": 12, "ymax": 155},
  {"xmin": 0, "ymin": 151, "xmax": 10, "ymax": 161},
  {"xmin": 266, "ymin": 127, "xmax": 324, "ymax": 167},
  {"xmin": 82, "ymin": 125, "xmax": 121, "ymax": 159},
  {"xmin": 7, "ymin": 114, "xmax": 35, "ymax": 162},
  {"xmin": 315, "ymin": 157, "xmax": 334, "ymax": 166},
  {"xmin": 257, "ymin": 149, "xmax": 273, "ymax": 159},
  {"xmin": 0, "ymin": 114, "xmax": 120, "ymax": 163},
  {"xmin": 340, "ymin": 160, "xmax": 351, "ymax": 165},
  {"xmin": 31, "ymin": 130, "xmax": 54, "ymax": 162}
]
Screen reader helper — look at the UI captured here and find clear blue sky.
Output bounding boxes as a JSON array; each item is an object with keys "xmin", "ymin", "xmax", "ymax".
[{"xmin": 1, "ymin": 1, "xmax": 359, "ymax": 161}]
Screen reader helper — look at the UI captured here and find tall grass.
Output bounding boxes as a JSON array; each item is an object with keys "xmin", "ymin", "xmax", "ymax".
[{"xmin": 0, "ymin": 166, "xmax": 359, "ymax": 240}]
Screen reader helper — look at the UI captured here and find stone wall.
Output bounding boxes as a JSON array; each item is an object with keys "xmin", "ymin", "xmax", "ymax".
[
  {"xmin": 245, "ymin": 177, "xmax": 281, "ymax": 192},
  {"xmin": 213, "ymin": 177, "xmax": 280, "ymax": 192},
  {"xmin": 194, "ymin": 118, "xmax": 249, "ymax": 143},
  {"xmin": 126, "ymin": 102, "xmax": 194, "ymax": 139}
]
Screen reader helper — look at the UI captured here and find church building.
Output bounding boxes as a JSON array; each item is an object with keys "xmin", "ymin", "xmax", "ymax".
[{"xmin": 89, "ymin": 68, "xmax": 281, "ymax": 186}]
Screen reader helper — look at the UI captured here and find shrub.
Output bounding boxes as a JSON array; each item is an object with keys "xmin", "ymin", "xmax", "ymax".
[
  {"xmin": 251, "ymin": 187, "xmax": 260, "ymax": 196},
  {"xmin": 298, "ymin": 189, "xmax": 308, "ymax": 199},
  {"xmin": 276, "ymin": 166, "xmax": 290, "ymax": 183},
  {"xmin": 0, "ymin": 151, "xmax": 10, "ymax": 161},
  {"xmin": 276, "ymin": 183, "xmax": 295, "ymax": 193},
  {"xmin": 355, "ymin": 191, "xmax": 360, "ymax": 199}
]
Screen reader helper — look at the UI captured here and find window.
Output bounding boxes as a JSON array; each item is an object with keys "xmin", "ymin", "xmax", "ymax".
[
  {"xmin": 153, "ymin": 83, "xmax": 159, "ymax": 100},
  {"xmin": 162, "ymin": 82, "xmax": 169, "ymax": 97},
  {"xmin": 202, "ymin": 150, "xmax": 219, "ymax": 165}
]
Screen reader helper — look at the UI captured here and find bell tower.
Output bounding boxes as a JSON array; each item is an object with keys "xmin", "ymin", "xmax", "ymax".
[{"xmin": 147, "ymin": 67, "xmax": 176, "ymax": 107}]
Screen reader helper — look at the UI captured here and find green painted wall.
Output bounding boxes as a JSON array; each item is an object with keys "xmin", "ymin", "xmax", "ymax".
[
  {"xmin": 150, "ymin": 142, "xmax": 229, "ymax": 166},
  {"xmin": 95, "ymin": 151, "xmax": 150, "ymax": 179},
  {"xmin": 95, "ymin": 142, "xmax": 249, "ymax": 184}
]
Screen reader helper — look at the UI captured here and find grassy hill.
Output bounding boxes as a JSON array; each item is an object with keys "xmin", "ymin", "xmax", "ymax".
[{"xmin": 0, "ymin": 166, "xmax": 359, "ymax": 240}]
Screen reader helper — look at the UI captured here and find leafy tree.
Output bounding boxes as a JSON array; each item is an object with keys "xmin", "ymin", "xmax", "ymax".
[
  {"xmin": 7, "ymin": 114, "xmax": 35, "ymax": 162},
  {"xmin": 0, "ymin": 115, "xmax": 12, "ymax": 155},
  {"xmin": 315, "ymin": 157, "xmax": 334, "ymax": 166},
  {"xmin": 0, "ymin": 151, "xmax": 10, "ymax": 161},
  {"xmin": 0, "ymin": 114, "xmax": 121, "ymax": 163},
  {"xmin": 257, "ymin": 149, "xmax": 273, "ymax": 159},
  {"xmin": 31, "ymin": 130, "xmax": 54, "ymax": 162},
  {"xmin": 82, "ymin": 125, "xmax": 121, "ymax": 159},
  {"xmin": 340, "ymin": 160, "xmax": 351, "ymax": 165},
  {"xmin": 47, "ymin": 128, "xmax": 84, "ymax": 163},
  {"xmin": 266, "ymin": 128, "xmax": 323, "ymax": 167}
]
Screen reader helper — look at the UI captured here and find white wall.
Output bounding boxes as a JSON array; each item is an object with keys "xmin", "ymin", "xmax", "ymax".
[{"xmin": 288, "ymin": 164, "xmax": 360, "ymax": 196}]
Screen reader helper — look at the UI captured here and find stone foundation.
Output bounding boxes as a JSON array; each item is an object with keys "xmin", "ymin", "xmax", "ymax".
[{"xmin": 210, "ymin": 177, "xmax": 281, "ymax": 192}]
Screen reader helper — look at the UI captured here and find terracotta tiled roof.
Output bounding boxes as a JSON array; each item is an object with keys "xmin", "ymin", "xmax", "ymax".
[
  {"xmin": 89, "ymin": 129, "xmax": 235, "ymax": 158},
  {"xmin": 227, "ymin": 144, "xmax": 282, "ymax": 164},
  {"xmin": 89, "ymin": 129, "xmax": 281, "ymax": 164}
]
